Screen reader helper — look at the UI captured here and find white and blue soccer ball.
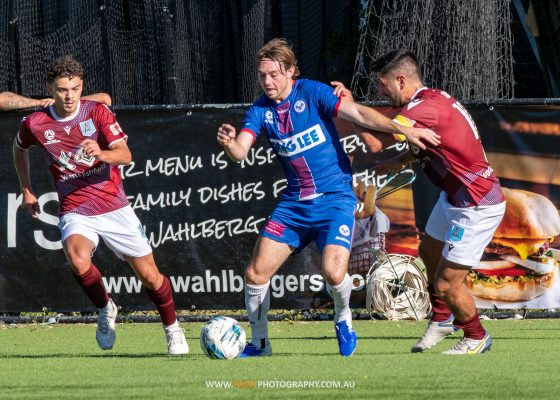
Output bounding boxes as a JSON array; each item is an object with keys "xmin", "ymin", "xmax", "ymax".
[{"xmin": 200, "ymin": 316, "xmax": 246, "ymax": 359}]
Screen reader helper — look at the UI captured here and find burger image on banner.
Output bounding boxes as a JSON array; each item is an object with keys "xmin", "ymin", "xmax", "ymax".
[{"xmin": 465, "ymin": 188, "xmax": 560, "ymax": 302}]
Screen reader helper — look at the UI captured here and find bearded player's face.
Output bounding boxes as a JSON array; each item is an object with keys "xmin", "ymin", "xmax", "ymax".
[
  {"xmin": 376, "ymin": 73, "xmax": 406, "ymax": 107},
  {"xmin": 49, "ymin": 76, "xmax": 83, "ymax": 117},
  {"xmin": 257, "ymin": 59, "xmax": 295, "ymax": 103}
]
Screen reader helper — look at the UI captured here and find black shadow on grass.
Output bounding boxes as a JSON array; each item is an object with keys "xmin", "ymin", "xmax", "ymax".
[
  {"xmin": 0, "ymin": 353, "xmax": 209, "ymax": 359},
  {"xmin": 270, "ymin": 336, "xmax": 422, "ymax": 340}
]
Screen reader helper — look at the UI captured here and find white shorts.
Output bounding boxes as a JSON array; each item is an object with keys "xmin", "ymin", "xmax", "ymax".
[
  {"xmin": 58, "ymin": 205, "xmax": 152, "ymax": 261},
  {"xmin": 425, "ymin": 192, "xmax": 505, "ymax": 268}
]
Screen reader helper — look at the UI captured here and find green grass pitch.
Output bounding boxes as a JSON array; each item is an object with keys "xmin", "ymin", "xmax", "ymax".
[{"xmin": 1, "ymin": 319, "xmax": 559, "ymax": 399}]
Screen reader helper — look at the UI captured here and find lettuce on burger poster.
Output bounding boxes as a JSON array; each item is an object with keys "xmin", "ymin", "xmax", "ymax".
[{"xmin": 466, "ymin": 188, "xmax": 560, "ymax": 308}]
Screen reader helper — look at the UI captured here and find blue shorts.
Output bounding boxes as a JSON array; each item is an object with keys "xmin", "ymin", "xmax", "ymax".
[{"xmin": 260, "ymin": 192, "xmax": 357, "ymax": 252}]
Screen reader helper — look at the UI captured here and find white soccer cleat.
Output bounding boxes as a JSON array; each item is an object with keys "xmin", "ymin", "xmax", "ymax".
[
  {"xmin": 411, "ymin": 317, "xmax": 458, "ymax": 353},
  {"xmin": 96, "ymin": 299, "xmax": 117, "ymax": 350},
  {"xmin": 442, "ymin": 333, "xmax": 492, "ymax": 355},
  {"xmin": 165, "ymin": 325, "xmax": 189, "ymax": 356}
]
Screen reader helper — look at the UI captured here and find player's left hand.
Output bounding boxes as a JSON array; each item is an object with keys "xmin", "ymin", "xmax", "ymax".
[
  {"xmin": 331, "ymin": 81, "xmax": 354, "ymax": 101},
  {"xmin": 402, "ymin": 126, "xmax": 440, "ymax": 150},
  {"xmin": 81, "ymin": 138, "xmax": 104, "ymax": 160}
]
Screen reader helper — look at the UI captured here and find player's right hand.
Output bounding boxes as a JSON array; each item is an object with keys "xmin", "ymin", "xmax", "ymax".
[
  {"xmin": 403, "ymin": 126, "xmax": 441, "ymax": 150},
  {"xmin": 217, "ymin": 124, "xmax": 237, "ymax": 147},
  {"xmin": 21, "ymin": 192, "xmax": 41, "ymax": 218},
  {"xmin": 37, "ymin": 98, "xmax": 55, "ymax": 107},
  {"xmin": 331, "ymin": 81, "xmax": 354, "ymax": 101}
]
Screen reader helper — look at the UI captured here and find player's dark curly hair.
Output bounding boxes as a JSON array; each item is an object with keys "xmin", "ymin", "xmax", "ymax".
[
  {"xmin": 46, "ymin": 55, "xmax": 84, "ymax": 84},
  {"xmin": 372, "ymin": 49, "xmax": 421, "ymax": 79},
  {"xmin": 257, "ymin": 38, "xmax": 300, "ymax": 77}
]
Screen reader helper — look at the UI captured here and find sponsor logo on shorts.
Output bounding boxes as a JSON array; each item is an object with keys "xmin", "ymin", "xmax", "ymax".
[
  {"xmin": 450, "ymin": 225, "xmax": 464, "ymax": 241},
  {"xmin": 269, "ymin": 124, "xmax": 326, "ymax": 157},
  {"xmin": 448, "ymin": 243, "xmax": 455, "ymax": 252},
  {"xmin": 335, "ymin": 236, "xmax": 351, "ymax": 245},
  {"xmin": 294, "ymin": 100, "xmax": 306, "ymax": 113},
  {"xmin": 338, "ymin": 224, "xmax": 350, "ymax": 236},
  {"xmin": 263, "ymin": 219, "xmax": 285, "ymax": 237},
  {"xmin": 137, "ymin": 224, "xmax": 148, "ymax": 242}
]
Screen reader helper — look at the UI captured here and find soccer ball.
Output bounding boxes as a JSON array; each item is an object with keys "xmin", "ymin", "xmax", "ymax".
[{"xmin": 200, "ymin": 316, "xmax": 246, "ymax": 359}]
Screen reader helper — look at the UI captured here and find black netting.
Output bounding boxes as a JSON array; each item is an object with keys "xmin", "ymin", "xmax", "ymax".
[
  {"xmin": 0, "ymin": 39, "xmax": 15, "ymax": 91},
  {"xmin": 0, "ymin": 0, "xmax": 359, "ymax": 104},
  {"xmin": 0, "ymin": 0, "xmax": 360, "ymax": 104},
  {"xmin": 351, "ymin": 0, "xmax": 515, "ymax": 101},
  {"xmin": 18, "ymin": 21, "xmax": 105, "ymax": 98},
  {"xmin": 0, "ymin": 1, "xmax": 556, "ymax": 104}
]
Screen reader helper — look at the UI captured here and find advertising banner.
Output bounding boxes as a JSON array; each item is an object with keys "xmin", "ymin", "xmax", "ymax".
[{"xmin": 1, "ymin": 104, "xmax": 559, "ymax": 312}]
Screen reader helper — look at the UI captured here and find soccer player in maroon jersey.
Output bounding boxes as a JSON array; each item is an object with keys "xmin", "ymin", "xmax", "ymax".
[
  {"xmin": 12, "ymin": 55, "xmax": 188, "ymax": 355},
  {"xmin": 335, "ymin": 50, "xmax": 505, "ymax": 354}
]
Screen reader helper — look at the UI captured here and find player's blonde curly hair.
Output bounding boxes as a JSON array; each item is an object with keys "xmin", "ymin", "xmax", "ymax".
[
  {"xmin": 46, "ymin": 55, "xmax": 84, "ymax": 84},
  {"xmin": 257, "ymin": 38, "xmax": 300, "ymax": 77}
]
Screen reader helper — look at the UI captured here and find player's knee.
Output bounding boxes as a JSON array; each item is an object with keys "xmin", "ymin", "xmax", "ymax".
[
  {"xmin": 323, "ymin": 269, "xmax": 345, "ymax": 286},
  {"xmin": 136, "ymin": 267, "xmax": 161, "ymax": 290},
  {"xmin": 433, "ymin": 278, "xmax": 452, "ymax": 299},
  {"xmin": 65, "ymin": 250, "xmax": 91, "ymax": 273},
  {"xmin": 245, "ymin": 264, "xmax": 268, "ymax": 286}
]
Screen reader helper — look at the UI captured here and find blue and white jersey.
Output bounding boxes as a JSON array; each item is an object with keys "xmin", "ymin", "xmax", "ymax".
[{"xmin": 242, "ymin": 79, "xmax": 352, "ymax": 200}]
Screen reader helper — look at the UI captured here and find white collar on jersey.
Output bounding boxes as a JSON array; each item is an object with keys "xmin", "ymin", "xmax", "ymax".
[
  {"xmin": 49, "ymin": 100, "xmax": 81, "ymax": 122},
  {"xmin": 410, "ymin": 87, "xmax": 428, "ymax": 102}
]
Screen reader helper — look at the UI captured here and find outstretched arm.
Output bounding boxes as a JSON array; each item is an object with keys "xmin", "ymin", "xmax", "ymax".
[
  {"xmin": 217, "ymin": 123, "xmax": 254, "ymax": 162},
  {"xmin": 337, "ymin": 99, "xmax": 440, "ymax": 150},
  {"xmin": 331, "ymin": 81, "xmax": 440, "ymax": 150},
  {"xmin": 0, "ymin": 92, "xmax": 52, "ymax": 111}
]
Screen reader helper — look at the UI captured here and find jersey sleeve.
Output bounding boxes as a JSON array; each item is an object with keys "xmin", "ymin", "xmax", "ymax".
[
  {"xmin": 92, "ymin": 103, "xmax": 127, "ymax": 147},
  {"xmin": 397, "ymin": 99, "xmax": 439, "ymax": 128},
  {"xmin": 311, "ymin": 80, "xmax": 341, "ymax": 118},
  {"xmin": 241, "ymin": 103, "xmax": 263, "ymax": 142},
  {"xmin": 14, "ymin": 117, "xmax": 36, "ymax": 150}
]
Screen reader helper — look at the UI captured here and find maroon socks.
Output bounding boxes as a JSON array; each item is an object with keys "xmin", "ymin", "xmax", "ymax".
[
  {"xmin": 72, "ymin": 263, "xmax": 109, "ymax": 309},
  {"xmin": 454, "ymin": 313, "xmax": 486, "ymax": 340},
  {"xmin": 428, "ymin": 284, "xmax": 452, "ymax": 322},
  {"xmin": 145, "ymin": 275, "xmax": 177, "ymax": 326}
]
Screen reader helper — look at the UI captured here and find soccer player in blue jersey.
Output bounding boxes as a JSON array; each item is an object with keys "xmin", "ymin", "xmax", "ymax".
[{"xmin": 217, "ymin": 38, "xmax": 439, "ymax": 357}]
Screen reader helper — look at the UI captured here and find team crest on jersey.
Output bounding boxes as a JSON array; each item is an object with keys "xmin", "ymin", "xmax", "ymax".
[
  {"xmin": 269, "ymin": 124, "xmax": 326, "ymax": 157},
  {"xmin": 265, "ymin": 110, "xmax": 274, "ymax": 124},
  {"xmin": 79, "ymin": 119, "xmax": 96, "ymax": 137},
  {"xmin": 294, "ymin": 100, "xmax": 306, "ymax": 113}
]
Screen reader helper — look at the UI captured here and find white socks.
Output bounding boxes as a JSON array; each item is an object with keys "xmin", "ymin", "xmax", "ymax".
[
  {"xmin": 245, "ymin": 281, "xmax": 271, "ymax": 346},
  {"xmin": 326, "ymin": 273, "xmax": 353, "ymax": 326},
  {"xmin": 164, "ymin": 320, "xmax": 180, "ymax": 331}
]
